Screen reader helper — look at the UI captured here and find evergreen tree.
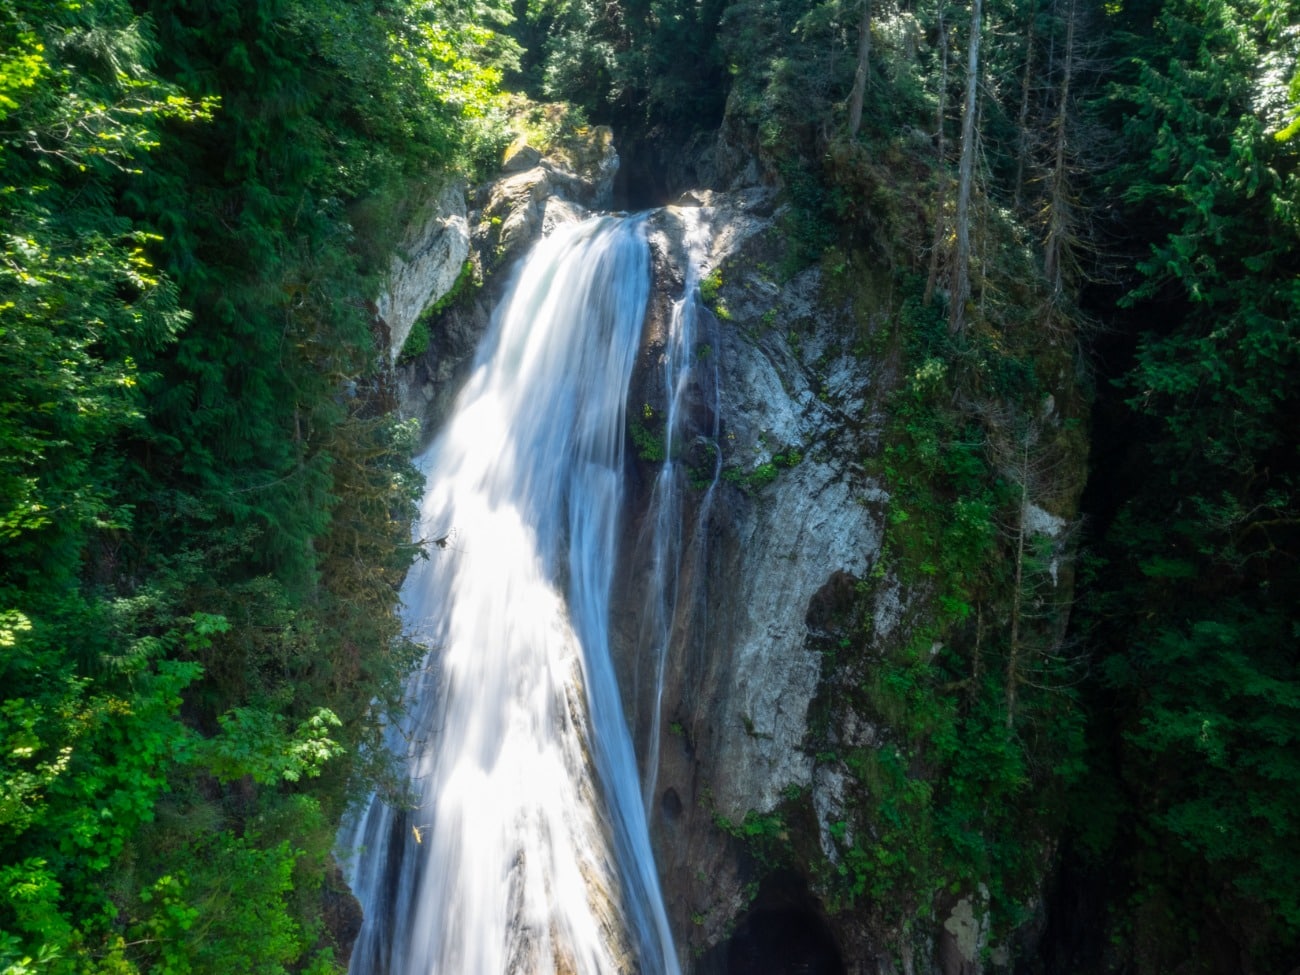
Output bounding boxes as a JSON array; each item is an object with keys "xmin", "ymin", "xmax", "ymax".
[{"xmin": 1085, "ymin": 0, "xmax": 1300, "ymax": 965}]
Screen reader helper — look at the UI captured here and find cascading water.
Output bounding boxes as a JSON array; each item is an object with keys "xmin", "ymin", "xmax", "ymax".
[
  {"xmin": 630, "ymin": 210, "xmax": 721, "ymax": 815},
  {"xmin": 340, "ymin": 215, "xmax": 684, "ymax": 975}
]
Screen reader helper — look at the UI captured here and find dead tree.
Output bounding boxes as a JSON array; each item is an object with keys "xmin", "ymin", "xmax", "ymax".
[
  {"xmin": 1042, "ymin": 0, "xmax": 1078, "ymax": 296},
  {"xmin": 949, "ymin": 0, "xmax": 983, "ymax": 333},
  {"xmin": 924, "ymin": 2, "xmax": 951, "ymax": 306},
  {"xmin": 847, "ymin": 0, "xmax": 874, "ymax": 137},
  {"xmin": 984, "ymin": 410, "xmax": 1082, "ymax": 732}
]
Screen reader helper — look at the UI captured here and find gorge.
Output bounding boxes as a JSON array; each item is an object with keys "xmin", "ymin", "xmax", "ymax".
[
  {"xmin": 346, "ymin": 119, "xmax": 1088, "ymax": 971},
  {"xmin": 3, "ymin": 1, "xmax": 1297, "ymax": 973}
]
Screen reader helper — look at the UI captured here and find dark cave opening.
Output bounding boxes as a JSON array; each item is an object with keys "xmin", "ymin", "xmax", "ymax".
[
  {"xmin": 609, "ymin": 125, "xmax": 724, "ymax": 212},
  {"xmin": 696, "ymin": 871, "xmax": 846, "ymax": 975}
]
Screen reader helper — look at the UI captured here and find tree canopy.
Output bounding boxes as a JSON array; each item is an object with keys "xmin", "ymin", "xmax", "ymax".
[{"xmin": 0, "ymin": 0, "xmax": 510, "ymax": 969}]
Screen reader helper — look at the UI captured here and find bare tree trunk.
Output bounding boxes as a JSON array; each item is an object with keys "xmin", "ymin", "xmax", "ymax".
[
  {"xmin": 1006, "ymin": 440, "xmax": 1028, "ymax": 730},
  {"xmin": 847, "ymin": 0, "xmax": 873, "ymax": 137},
  {"xmin": 923, "ymin": 3, "xmax": 949, "ymax": 306},
  {"xmin": 900, "ymin": 940, "xmax": 917, "ymax": 975},
  {"xmin": 949, "ymin": 0, "xmax": 982, "ymax": 333},
  {"xmin": 1043, "ymin": 0, "xmax": 1076, "ymax": 295},
  {"xmin": 1013, "ymin": 0, "xmax": 1038, "ymax": 211}
]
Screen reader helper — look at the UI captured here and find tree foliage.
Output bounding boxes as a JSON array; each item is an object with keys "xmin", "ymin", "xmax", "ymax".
[
  {"xmin": 0, "ymin": 0, "xmax": 507, "ymax": 969},
  {"xmin": 513, "ymin": 0, "xmax": 726, "ymax": 127},
  {"xmin": 1082, "ymin": 0, "xmax": 1300, "ymax": 965}
]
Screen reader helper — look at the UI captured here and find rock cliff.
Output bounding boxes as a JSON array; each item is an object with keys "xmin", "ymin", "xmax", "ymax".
[
  {"xmin": 616, "ymin": 178, "xmax": 1085, "ymax": 973},
  {"xmin": 614, "ymin": 195, "xmax": 899, "ymax": 972},
  {"xmin": 387, "ymin": 127, "xmax": 1087, "ymax": 975}
]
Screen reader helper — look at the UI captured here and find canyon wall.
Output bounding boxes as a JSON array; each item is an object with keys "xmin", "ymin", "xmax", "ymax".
[{"xmin": 390, "ymin": 130, "xmax": 1086, "ymax": 975}]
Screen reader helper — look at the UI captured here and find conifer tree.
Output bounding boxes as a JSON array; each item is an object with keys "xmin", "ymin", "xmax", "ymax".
[{"xmin": 1088, "ymin": 0, "xmax": 1300, "ymax": 961}]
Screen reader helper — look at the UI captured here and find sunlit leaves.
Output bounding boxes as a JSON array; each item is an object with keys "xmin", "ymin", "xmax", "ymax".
[
  {"xmin": 0, "ymin": 0, "xmax": 498, "ymax": 969},
  {"xmin": 196, "ymin": 707, "xmax": 344, "ymax": 786},
  {"xmin": 0, "ymin": 28, "xmax": 45, "ymax": 124}
]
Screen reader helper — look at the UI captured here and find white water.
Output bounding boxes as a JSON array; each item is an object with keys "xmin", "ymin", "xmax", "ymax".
[
  {"xmin": 340, "ymin": 216, "xmax": 682, "ymax": 975},
  {"xmin": 632, "ymin": 210, "xmax": 721, "ymax": 814}
]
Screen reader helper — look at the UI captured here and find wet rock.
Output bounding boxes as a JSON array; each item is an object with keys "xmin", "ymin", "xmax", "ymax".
[
  {"xmin": 321, "ymin": 859, "xmax": 364, "ymax": 967},
  {"xmin": 393, "ymin": 128, "xmax": 621, "ymax": 440},
  {"xmin": 612, "ymin": 195, "xmax": 890, "ymax": 960}
]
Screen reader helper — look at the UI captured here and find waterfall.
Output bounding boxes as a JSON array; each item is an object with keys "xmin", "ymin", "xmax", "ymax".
[
  {"xmin": 340, "ymin": 215, "xmax": 681, "ymax": 975},
  {"xmin": 632, "ymin": 209, "xmax": 721, "ymax": 815}
]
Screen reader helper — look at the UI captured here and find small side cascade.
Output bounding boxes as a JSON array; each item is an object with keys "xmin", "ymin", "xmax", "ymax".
[
  {"xmin": 339, "ymin": 215, "xmax": 682, "ymax": 975},
  {"xmin": 633, "ymin": 208, "xmax": 722, "ymax": 814}
]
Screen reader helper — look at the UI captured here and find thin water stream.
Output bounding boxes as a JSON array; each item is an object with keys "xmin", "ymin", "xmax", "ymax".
[
  {"xmin": 632, "ymin": 209, "xmax": 720, "ymax": 816},
  {"xmin": 340, "ymin": 214, "xmax": 702, "ymax": 975}
]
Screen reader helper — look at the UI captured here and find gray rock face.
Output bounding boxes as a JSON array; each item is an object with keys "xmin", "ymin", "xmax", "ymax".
[
  {"xmin": 609, "ymin": 193, "xmax": 893, "ymax": 961},
  {"xmin": 698, "ymin": 301, "xmax": 884, "ymax": 813},
  {"xmin": 378, "ymin": 180, "xmax": 470, "ymax": 364}
]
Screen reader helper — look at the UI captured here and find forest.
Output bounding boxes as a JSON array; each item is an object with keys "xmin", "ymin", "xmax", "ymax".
[{"xmin": 1, "ymin": 0, "xmax": 1296, "ymax": 971}]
